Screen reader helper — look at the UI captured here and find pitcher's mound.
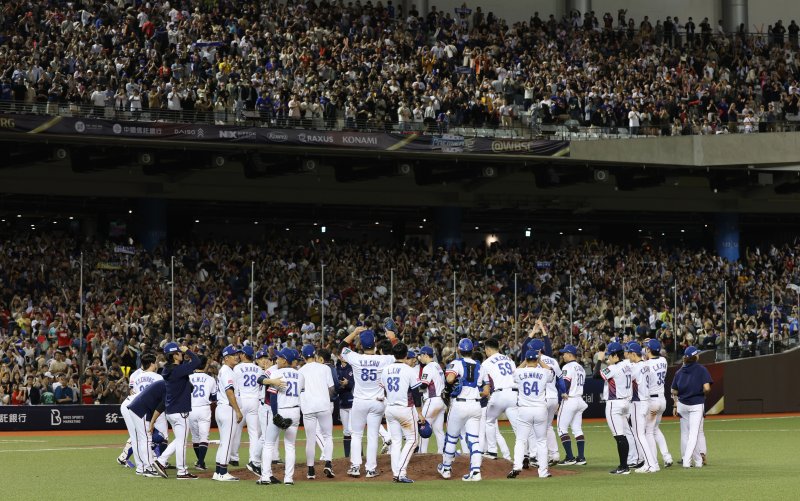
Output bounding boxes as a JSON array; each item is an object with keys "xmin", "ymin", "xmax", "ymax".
[{"xmin": 198, "ymin": 454, "xmax": 578, "ymax": 482}]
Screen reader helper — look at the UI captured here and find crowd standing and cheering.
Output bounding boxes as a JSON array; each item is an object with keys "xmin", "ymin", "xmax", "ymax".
[
  {"xmin": 1, "ymin": 233, "xmax": 799, "ymax": 406},
  {"xmin": 1, "ymin": 1, "xmax": 799, "ymax": 134}
]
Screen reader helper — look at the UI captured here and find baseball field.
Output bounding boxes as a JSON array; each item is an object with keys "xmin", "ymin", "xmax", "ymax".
[{"xmin": 2, "ymin": 413, "xmax": 796, "ymax": 500}]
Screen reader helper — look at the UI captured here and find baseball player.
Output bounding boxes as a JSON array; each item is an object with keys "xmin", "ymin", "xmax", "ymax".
[
  {"xmin": 622, "ymin": 344, "xmax": 643, "ymax": 469},
  {"xmin": 671, "ymin": 346, "xmax": 712, "ymax": 469},
  {"xmin": 213, "ymin": 345, "xmax": 244, "ymax": 481},
  {"xmin": 555, "ymin": 344, "xmax": 588, "ymax": 466},
  {"xmin": 438, "ymin": 338, "xmax": 483, "ymax": 482},
  {"xmin": 380, "ymin": 342, "xmax": 425, "ymax": 483},
  {"xmin": 417, "ymin": 346, "xmax": 445, "ymax": 453},
  {"xmin": 508, "ymin": 349, "xmax": 555, "ymax": 479},
  {"xmin": 258, "ymin": 348, "xmax": 305, "ymax": 485},
  {"xmin": 339, "ymin": 326, "xmax": 397, "ymax": 478},
  {"xmin": 299, "ymin": 344, "xmax": 335, "ymax": 479},
  {"xmin": 314, "ymin": 349, "xmax": 339, "ymax": 462},
  {"xmin": 524, "ymin": 332, "xmax": 566, "ymax": 467},
  {"xmin": 118, "ymin": 353, "xmax": 161, "ymax": 468},
  {"xmin": 152, "ymin": 342, "xmax": 201, "ymax": 480},
  {"xmin": 601, "ymin": 341, "xmax": 634, "ymax": 474},
  {"xmin": 188, "ymin": 356, "xmax": 217, "ymax": 471},
  {"xmin": 644, "ymin": 339, "xmax": 673, "ymax": 467},
  {"xmin": 479, "ymin": 338, "xmax": 517, "ymax": 461},
  {"xmin": 335, "ymin": 350, "xmax": 355, "ymax": 458},
  {"xmin": 124, "ymin": 370, "xmax": 165, "ymax": 477},
  {"xmin": 230, "ymin": 346, "xmax": 262, "ymax": 475},
  {"xmin": 627, "ymin": 342, "xmax": 658, "ymax": 473}
]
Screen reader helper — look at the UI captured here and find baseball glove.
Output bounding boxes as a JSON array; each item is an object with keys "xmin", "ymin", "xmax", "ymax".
[
  {"xmin": 449, "ymin": 379, "xmax": 463, "ymax": 398},
  {"xmin": 273, "ymin": 414, "xmax": 292, "ymax": 429},
  {"xmin": 383, "ymin": 317, "xmax": 398, "ymax": 332}
]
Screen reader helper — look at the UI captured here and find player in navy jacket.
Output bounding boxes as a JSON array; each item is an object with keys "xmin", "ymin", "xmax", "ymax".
[
  {"xmin": 153, "ymin": 342, "xmax": 201, "ymax": 479},
  {"xmin": 336, "ymin": 355, "xmax": 355, "ymax": 458}
]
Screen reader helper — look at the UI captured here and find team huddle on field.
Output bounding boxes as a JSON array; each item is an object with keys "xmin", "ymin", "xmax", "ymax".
[{"xmin": 117, "ymin": 318, "xmax": 709, "ymax": 483}]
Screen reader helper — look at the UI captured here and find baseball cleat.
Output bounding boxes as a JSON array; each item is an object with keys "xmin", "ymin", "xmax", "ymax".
[
  {"xmin": 507, "ymin": 470, "xmax": 521, "ymax": 479},
  {"xmin": 437, "ymin": 463, "xmax": 451, "ymax": 479},
  {"xmin": 284, "ymin": 481, "xmax": 294, "ymax": 486},
  {"xmin": 153, "ymin": 461, "xmax": 168, "ymax": 478},
  {"xmin": 255, "ymin": 479, "xmax": 271, "ymax": 486},
  {"xmin": 636, "ymin": 466, "xmax": 659, "ymax": 474},
  {"xmin": 380, "ymin": 441, "xmax": 391, "ymax": 455},
  {"xmin": 247, "ymin": 462, "xmax": 262, "ymax": 476},
  {"xmin": 540, "ymin": 473, "xmax": 552, "ymax": 478},
  {"xmin": 366, "ymin": 469, "xmax": 379, "ymax": 478},
  {"xmin": 548, "ymin": 459, "xmax": 559, "ymax": 466},
  {"xmin": 522, "ymin": 456, "xmax": 530, "ymax": 470},
  {"xmin": 116, "ymin": 457, "xmax": 127, "ymax": 466},
  {"xmin": 165, "ymin": 462, "xmax": 176, "ymax": 470},
  {"xmin": 482, "ymin": 452, "xmax": 498, "ymax": 460},
  {"xmin": 575, "ymin": 457, "xmax": 587, "ymax": 465},
  {"xmin": 558, "ymin": 458, "xmax": 577, "ymax": 466},
  {"xmin": 177, "ymin": 473, "xmax": 198, "ymax": 480},
  {"xmin": 229, "ymin": 460, "xmax": 239, "ymax": 467},
  {"xmin": 142, "ymin": 469, "xmax": 160, "ymax": 478},
  {"xmin": 609, "ymin": 467, "xmax": 631, "ymax": 475},
  {"xmin": 212, "ymin": 473, "xmax": 239, "ymax": 481},
  {"xmin": 700, "ymin": 453, "xmax": 707, "ymax": 465},
  {"xmin": 271, "ymin": 459, "xmax": 284, "ymax": 465},
  {"xmin": 462, "ymin": 470, "xmax": 482, "ymax": 482},
  {"xmin": 270, "ymin": 476, "xmax": 282, "ymax": 484},
  {"xmin": 347, "ymin": 466, "xmax": 360, "ymax": 477},
  {"xmin": 629, "ymin": 461, "xmax": 645, "ymax": 469},
  {"xmin": 307, "ymin": 466, "xmax": 316, "ymax": 479},
  {"xmin": 323, "ymin": 467, "xmax": 335, "ymax": 478},
  {"xmin": 394, "ymin": 476, "xmax": 414, "ymax": 483},
  {"xmin": 664, "ymin": 460, "xmax": 673, "ymax": 468}
]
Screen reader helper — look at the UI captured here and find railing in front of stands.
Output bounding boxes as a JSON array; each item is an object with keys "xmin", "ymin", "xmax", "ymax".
[{"xmin": 1, "ymin": 100, "xmax": 798, "ymax": 141}]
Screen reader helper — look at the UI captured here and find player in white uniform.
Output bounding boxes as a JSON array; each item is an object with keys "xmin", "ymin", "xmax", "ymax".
[
  {"xmin": 623, "ymin": 344, "xmax": 642, "ymax": 468},
  {"xmin": 479, "ymin": 338, "xmax": 516, "ymax": 461},
  {"xmin": 188, "ymin": 357, "xmax": 217, "ymax": 471},
  {"xmin": 601, "ymin": 341, "xmax": 634, "ymax": 474},
  {"xmin": 626, "ymin": 342, "xmax": 659, "ymax": 473},
  {"xmin": 525, "ymin": 334, "xmax": 565, "ymax": 467},
  {"xmin": 508, "ymin": 349, "xmax": 555, "ymax": 479},
  {"xmin": 231, "ymin": 346, "xmax": 262, "ymax": 474},
  {"xmin": 417, "ymin": 346, "xmax": 446, "ymax": 453},
  {"xmin": 298, "ymin": 344, "xmax": 335, "ymax": 479},
  {"xmin": 438, "ymin": 338, "xmax": 483, "ymax": 482},
  {"xmin": 340, "ymin": 326, "xmax": 397, "ymax": 478},
  {"xmin": 556, "ymin": 344, "xmax": 588, "ymax": 466},
  {"xmin": 380, "ymin": 342, "xmax": 425, "ymax": 483},
  {"xmin": 213, "ymin": 345, "xmax": 243, "ymax": 481},
  {"xmin": 118, "ymin": 353, "xmax": 163, "ymax": 471},
  {"xmin": 644, "ymin": 339, "xmax": 673, "ymax": 467},
  {"xmin": 258, "ymin": 348, "xmax": 305, "ymax": 485}
]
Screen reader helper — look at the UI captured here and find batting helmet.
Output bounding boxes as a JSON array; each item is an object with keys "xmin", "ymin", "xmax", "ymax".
[
  {"xmin": 458, "ymin": 338, "xmax": 473, "ymax": 352},
  {"xmin": 418, "ymin": 420, "xmax": 433, "ymax": 439}
]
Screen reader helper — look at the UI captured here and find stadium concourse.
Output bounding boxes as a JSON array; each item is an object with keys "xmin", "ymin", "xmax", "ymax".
[
  {"xmin": 0, "ymin": 1, "xmax": 799, "ymax": 135},
  {"xmin": 1, "ymin": 232, "xmax": 798, "ymax": 406}
]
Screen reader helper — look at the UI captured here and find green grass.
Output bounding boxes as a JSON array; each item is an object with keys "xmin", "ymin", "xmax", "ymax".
[{"xmin": 1, "ymin": 416, "xmax": 797, "ymax": 500}]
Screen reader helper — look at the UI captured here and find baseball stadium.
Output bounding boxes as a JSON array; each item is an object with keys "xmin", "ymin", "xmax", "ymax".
[{"xmin": 1, "ymin": 0, "xmax": 799, "ymax": 499}]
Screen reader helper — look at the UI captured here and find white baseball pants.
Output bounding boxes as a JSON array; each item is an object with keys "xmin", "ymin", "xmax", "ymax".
[
  {"xmin": 261, "ymin": 407, "xmax": 301, "ymax": 483},
  {"xmin": 305, "ymin": 409, "xmax": 334, "ymax": 465},
  {"xmin": 443, "ymin": 399, "xmax": 482, "ymax": 473},
  {"xmin": 158, "ymin": 412, "xmax": 190, "ymax": 475},
  {"xmin": 485, "ymin": 391, "xmax": 516, "ymax": 456},
  {"xmin": 419, "ymin": 397, "xmax": 446, "ymax": 453},
  {"xmin": 349, "ymin": 398, "xmax": 386, "ymax": 471},
  {"xmin": 215, "ymin": 404, "xmax": 237, "ymax": 466},
  {"xmin": 631, "ymin": 401, "xmax": 658, "ymax": 470},
  {"xmin": 513, "ymin": 404, "xmax": 549, "ymax": 477},
  {"xmin": 189, "ymin": 406, "xmax": 211, "ymax": 444},
  {"xmin": 386, "ymin": 405, "xmax": 419, "ymax": 478},
  {"xmin": 646, "ymin": 396, "xmax": 672, "ymax": 464},
  {"xmin": 678, "ymin": 401, "xmax": 705, "ymax": 468}
]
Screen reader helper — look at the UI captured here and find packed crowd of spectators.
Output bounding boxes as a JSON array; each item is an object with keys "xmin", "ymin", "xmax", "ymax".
[
  {"xmin": 1, "ymin": 1, "xmax": 799, "ymax": 135},
  {"xmin": 2, "ymin": 231, "xmax": 799, "ymax": 405}
]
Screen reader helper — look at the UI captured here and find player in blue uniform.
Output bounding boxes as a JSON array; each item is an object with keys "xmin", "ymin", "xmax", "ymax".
[{"xmin": 336, "ymin": 352, "xmax": 355, "ymax": 458}]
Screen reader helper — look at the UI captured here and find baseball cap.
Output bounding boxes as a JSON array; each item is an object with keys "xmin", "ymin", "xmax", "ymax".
[
  {"xmin": 360, "ymin": 329, "xmax": 376, "ymax": 349},
  {"xmin": 684, "ymin": 346, "xmax": 700, "ymax": 358},
  {"xmin": 163, "ymin": 342, "xmax": 179, "ymax": 354},
  {"xmin": 525, "ymin": 349, "xmax": 539, "ymax": 361},
  {"xmin": 529, "ymin": 339, "xmax": 545, "ymax": 352},
  {"xmin": 221, "ymin": 345, "xmax": 241, "ymax": 358},
  {"xmin": 301, "ymin": 344, "xmax": 316, "ymax": 359},
  {"xmin": 278, "ymin": 348, "xmax": 295, "ymax": 363},
  {"xmin": 626, "ymin": 342, "xmax": 643, "ymax": 355},
  {"xmin": 458, "ymin": 338, "xmax": 474, "ymax": 352},
  {"xmin": 606, "ymin": 341, "xmax": 623, "ymax": 355},
  {"xmin": 241, "ymin": 345, "xmax": 255, "ymax": 358},
  {"xmin": 290, "ymin": 349, "xmax": 300, "ymax": 361},
  {"xmin": 407, "ymin": 350, "xmax": 416, "ymax": 359},
  {"xmin": 646, "ymin": 339, "xmax": 661, "ymax": 352},
  {"xmin": 420, "ymin": 346, "xmax": 435, "ymax": 357},
  {"xmin": 559, "ymin": 344, "xmax": 578, "ymax": 355},
  {"xmin": 255, "ymin": 349, "xmax": 269, "ymax": 360}
]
